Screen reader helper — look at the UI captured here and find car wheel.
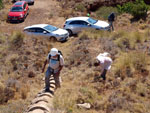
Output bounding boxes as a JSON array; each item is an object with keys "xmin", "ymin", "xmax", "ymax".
[
  {"xmin": 67, "ymin": 29, "xmax": 73, "ymax": 36},
  {"xmin": 6, "ymin": 19, "xmax": 9, "ymax": 23},
  {"xmin": 49, "ymin": 36, "xmax": 57, "ymax": 42},
  {"xmin": 21, "ymin": 17, "xmax": 25, "ymax": 22}
]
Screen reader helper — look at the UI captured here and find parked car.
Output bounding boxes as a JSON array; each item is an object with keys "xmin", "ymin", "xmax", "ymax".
[
  {"xmin": 20, "ymin": 0, "xmax": 34, "ymax": 5},
  {"xmin": 24, "ymin": 24, "xmax": 69, "ymax": 42},
  {"xmin": 12, "ymin": 0, "xmax": 34, "ymax": 5},
  {"xmin": 7, "ymin": 1, "xmax": 29, "ymax": 22},
  {"xmin": 64, "ymin": 17, "xmax": 110, "ymax": 36}
]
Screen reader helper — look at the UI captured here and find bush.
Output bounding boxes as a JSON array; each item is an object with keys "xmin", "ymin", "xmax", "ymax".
[
  {"xmin": 0, "ymin": 83, "xmax": 15, "ymax": 104},
  {"xmin": 0, "ymin": 100, "xmax": 27, "ymax": 113},
  {"xmin": 75, "ymin": 3, "xmax": 86, "ymax": 12},
  {"xmin": 10, "ymin": 31, "xmax": 24, "ymax": 48},
  {"xmin": 117, "ymin": 0, "xmax": 150, "ymax": 19},
  {"xmin": 0, "ymin": 0, "xmax": 3, "ymax": 9},
  {"xmin": 96, "ymin": 6, "xmax": 118, "ymax": 19},
  {"xmin": 113, "ymin": 31, "xmax": 146, "ymax": 50},
  {"xmin": 113, "ymin": 52, "xmax": 149, "ymax": 79}
]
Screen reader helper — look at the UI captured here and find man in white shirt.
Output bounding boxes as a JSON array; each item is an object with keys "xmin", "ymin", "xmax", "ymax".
[
  {"xmin": 42, "ymin": 48, "xmax": 64, "ymax": 92},
  {"xmin": 94, "ymin": 52, "xmax": 112, "ymax": 81}
]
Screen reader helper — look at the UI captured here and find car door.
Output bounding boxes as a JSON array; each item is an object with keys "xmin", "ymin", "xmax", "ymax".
[
  {"xmin": 68, "ymin": 21, "xmax": 82, "ymax": 34},
  {"xmin": 79, "ymin": 21, "xmax": 90, "ymax": 30},
  {"xmin": 34, "ymin": 28, "xmax": 45, "ymax": 36},
  {"xmin": 34, "ymin": 28, "xmax": 51, "ymax": 37}
]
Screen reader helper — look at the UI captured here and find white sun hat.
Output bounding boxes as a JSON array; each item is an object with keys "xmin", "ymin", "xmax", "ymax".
[
  {"xmin": 96, "ymin": 52, "xmax": 111, "ymax": 63},
  {"xmin": 50, "ymin": 48, "xmax": 59, "ymax": 56},
  {"xmin": 96, "ymin": 53, "xmax": 105, "ymax": 62},
  {"xmin": 99, "ymin": 52, "xmax": 110, "ymax": 57},
  {"xmin": 96, "ymin": 52, "xmax": 112, "ymax": 70}
]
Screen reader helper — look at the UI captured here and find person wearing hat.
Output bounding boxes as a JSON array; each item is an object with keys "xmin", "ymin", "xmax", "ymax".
[
  {"xmin": 94, "ymin": 52, "xmax": 112, "ymax": 81},
  {"xmin": 42, "ymin": 48, "xmax": 64, "ymax": 91}
]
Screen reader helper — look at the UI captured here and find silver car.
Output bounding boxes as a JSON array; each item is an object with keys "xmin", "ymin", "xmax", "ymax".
[
  {"xmin": 64, "ymin": 17, "xmax": 110, "ymax": 36},
  {"xmin": 24, "ymin": 24, "xmax": 69, "ymax": 42}
]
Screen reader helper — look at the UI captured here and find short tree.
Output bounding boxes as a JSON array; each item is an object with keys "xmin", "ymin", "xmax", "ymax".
[{"xmin": 117, "ymin": 0, "xmax": 150, "ymax": 19}]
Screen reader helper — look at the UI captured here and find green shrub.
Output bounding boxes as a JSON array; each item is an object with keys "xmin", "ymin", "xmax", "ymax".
[
  {"xmin": 96, "ymin": 6, "xmax": 118, "ymax": 19},
  {"xmin": 117, "ymin": 0, "xmax": 150, "ymax": 19},
  {"xmin": 0, "ymin": 0, "xmax": 3, "ymax": 9},
  {"xmin": 75, "ymin": 3, "xmax": 86, "ymax": 12}
]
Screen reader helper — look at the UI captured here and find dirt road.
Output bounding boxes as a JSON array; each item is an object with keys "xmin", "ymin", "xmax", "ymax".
[{"xmin": 0, "ymin": 0, "xmax": 65, "ymax": 33}]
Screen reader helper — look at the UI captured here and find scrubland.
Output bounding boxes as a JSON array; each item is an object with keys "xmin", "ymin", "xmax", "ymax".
[
  {"xmin": 53, "ymin": 29, "xmax": 150, "ymax": 113},
  {"xmin": 0, "ymin": 0, "xmax": 150, "ymax": 113}
]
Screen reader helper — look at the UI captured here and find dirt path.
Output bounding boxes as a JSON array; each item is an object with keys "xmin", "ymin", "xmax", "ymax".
[{"xmin": 0, "ymin": 0, "xmax": 64, "ymax": 33}]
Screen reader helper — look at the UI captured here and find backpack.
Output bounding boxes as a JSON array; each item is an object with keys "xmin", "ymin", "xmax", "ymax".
[{"xmin": 48, "ymin": 50, "xmax": 63, "ymax": 61}]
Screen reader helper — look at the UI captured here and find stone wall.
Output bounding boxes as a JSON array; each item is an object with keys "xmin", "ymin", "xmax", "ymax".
[{"xmin": 24, "ymin": 76, "xmax": 56, "ymax": 113}]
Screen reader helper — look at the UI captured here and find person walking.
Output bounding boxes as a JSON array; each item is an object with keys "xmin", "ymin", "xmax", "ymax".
[
  {"xmin": 108, "ymin": 12, "xmax": 115, "ymax": 31},
  {"xmin": 42, "ymin": 48, "xmax": 64, "ymax": 92},
  {"xmin": 94, "ymin": 52, "xmax": 112, "ymax": 81}
]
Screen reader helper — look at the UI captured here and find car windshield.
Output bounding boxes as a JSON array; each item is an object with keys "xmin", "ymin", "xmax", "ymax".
[
  {"xmin": 44, "ymin": 25, "xmax": 58, "ymax": 32},
  {"xmin": 87, "ymin": 18, "xmax": 98, "ymax": 24},
  {"xmin": 10, "ymin": 7, "xmax": 23, "ymax": 12}
]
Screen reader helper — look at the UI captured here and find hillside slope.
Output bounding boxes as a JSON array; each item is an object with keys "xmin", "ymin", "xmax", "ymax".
[{"xmin": 0, "ymin": 0, "xmax": 150, "ymax": 113}]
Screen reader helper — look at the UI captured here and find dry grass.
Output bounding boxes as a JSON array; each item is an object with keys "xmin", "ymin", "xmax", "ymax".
[
  {"xmin": 9, "ymin": 31, "xmax": 24, "ymax": 49},
  {"xmin": 0, "ymin": 10, "xmax": 8, "ymax": 23},
  {"xmin": 0, "ymin": 100, "xmax": 28, "ymax": 113},
  {"xmin": 1, "ymin": 0, "xmax": 150, "ymax": 113},
  {"xmin": 20, "ymin": 84, "xmax": 29, "ymax": 99},
  {"xmin": 0, "ymin": 30, "xmax": 49, "ymax": 112},
  {"xmin": 113, "ymin": 51, "xmax": 149, "ymax": 80},
  {"xmin": 0, "ymin": 26, "xmax": 149, "ymax": 112},
  {"xmin": 53, "ymin": 28, "xmax": 150, "ymax": 113},
  {"xmin": 60, "ymin": 9, "xmax": 76, "ymax": 19}
]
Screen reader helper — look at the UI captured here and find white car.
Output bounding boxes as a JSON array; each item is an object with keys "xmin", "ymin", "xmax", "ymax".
[
  {"xmin": 64, "ymin": 17, "xmax": 110, "ymax": 35},
  {"xmin": 24, "ymin": 24, "xmax": 69, "ymax": 42}
]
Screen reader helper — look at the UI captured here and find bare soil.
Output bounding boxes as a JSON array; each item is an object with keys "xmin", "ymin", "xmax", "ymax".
[{"xmin": 0, "ymin": 0, "xmax": 64, "ymax": 33}]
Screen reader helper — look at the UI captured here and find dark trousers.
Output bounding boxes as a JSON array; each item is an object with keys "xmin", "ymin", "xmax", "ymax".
[
  {"xmin": 101, "ymin": 69, "xmax": 107, "ymax": 80},
  {"xmin": 109, "ymin": 21, "xmax": 114, "ymax": 31}
]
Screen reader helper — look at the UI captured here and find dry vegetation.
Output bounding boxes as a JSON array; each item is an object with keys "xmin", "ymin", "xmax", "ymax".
[
  {"xmin": 0, "ymin": 0, "xmax": 150, "ymax": 113},
  {"xmin": 0, "ymin": 30, "xmax": 54, "ymax": 112},
  {"xmin": 53, "ymin": 29, "xmax": 150, "ymax": 113}
]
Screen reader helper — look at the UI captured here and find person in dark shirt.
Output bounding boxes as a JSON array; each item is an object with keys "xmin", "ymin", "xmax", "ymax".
[{"xmin": 108, "ymin": 12, "xmax": 115, "ymax": 31}]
